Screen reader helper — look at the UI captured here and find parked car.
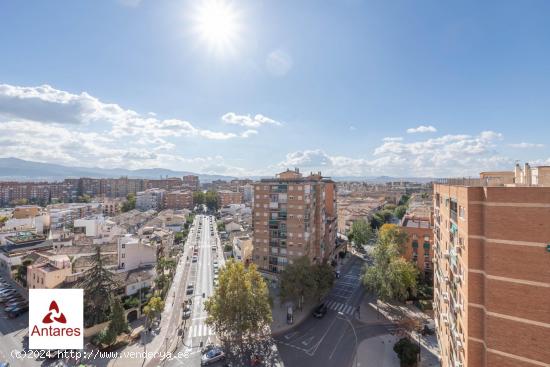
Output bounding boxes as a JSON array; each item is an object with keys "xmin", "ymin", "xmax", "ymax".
[
  {"xmin": 313, "ymin": 303, "xmax": 328, "ymax": 318},
  {"xmin": 192, "ymin": 256, "xmax": 198, "ymax": 263},
  {"xmin": 334, "ymin": 270, "xmax": 341, "ymax": 279},
  {"xmin": 201, "ymin": 347, "xmax": 225, "ymax": 365},
  {"xmin": 7, "ymin": 306, "xmax": 28, "ymax": 318},
  {"xmin": 186, "ymin": 284, "xmax": 194, "ymax": 295}
]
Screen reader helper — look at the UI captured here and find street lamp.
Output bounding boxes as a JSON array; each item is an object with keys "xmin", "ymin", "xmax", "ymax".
[{"xmin": 338, "ymin": 311, "xmax": 358, "ymax": 367}]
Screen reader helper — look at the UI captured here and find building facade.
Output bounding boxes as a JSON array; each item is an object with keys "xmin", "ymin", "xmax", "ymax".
[
  {"xmin": 164, "ymin": 190, "xmax": 193, "ymax": 210},
  {"xmin": 182, "ymin": 175, "xmax": 200, "ymax": 191},
  {"xmin": 400, "ymin": 214, "xmax": 433, "ymax": 278},
  {"xmin": 135, "ymin": 189, "xmax": 166, "ymax": 211},
  {"xmin": 433, "ymin": 164, "xmax": 550, "ymax": 367},
  {"xmin": 252, "ymin": 169, "xmax": 337, "ymax": 274},
  {"xmin": 218, "ymin": 190, "xmax": 243, "ymax": 207}
]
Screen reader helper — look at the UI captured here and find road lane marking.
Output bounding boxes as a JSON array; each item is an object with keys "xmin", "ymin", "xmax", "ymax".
[
  {"xmin": 306, "ymin": 315, "xmax": 339, "ymax": 356},
  {"xmin": 301, "ymin": 336, "xmax": 315, "ymax": 346},
  {"xmin": 284, "ymin": 331, "xmax": 299, "ymax": 340}
]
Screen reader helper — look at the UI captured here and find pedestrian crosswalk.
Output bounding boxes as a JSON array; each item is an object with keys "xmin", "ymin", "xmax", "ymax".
[
  {"xmin": 324, "ymin": 300, "xmax": 356, "ymax": 315},
  {"xmin": 188, "ymin": 324, "xmax": 215, "ymax": 338}
]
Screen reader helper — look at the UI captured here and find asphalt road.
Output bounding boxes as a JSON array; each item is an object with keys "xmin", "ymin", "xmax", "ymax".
[
  {"xmin": 167, "ymin": 215, "xmax": 224, "ymax": 367},
  {"xmin": 275, "ymin": 257, "xmax": 393, "ymax": 367}
]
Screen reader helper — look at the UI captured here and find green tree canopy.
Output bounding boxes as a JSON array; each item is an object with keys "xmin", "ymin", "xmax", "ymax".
[
  {"xmin": 394, "ymin": 205, "xmax": 408, "ymax": 220},
  {"xmin": 349, "ymin": 219, "xmax": 374, "ymax": 248},
  {"xmin": 121, "ymin": 193, "xmax": 136, "ymax": 212},
  {"xmin": 363, "ymin": 225, "xmax": 418, "ymax": 302},
  {"xmin": 79, "ymin": 246, "xmax": 119, "ymax": 326},
  {"xmin": 312, "ymin": 262, "xmax": 335, "ymax": 301},
  {"xmin": 393, "ymin": 337, "xmax": 420, "ymax": 366},
  {"xmin": 205, "ymin": 190, "xmax": 219, "ymax": 210},
  {"xmin": 205, "ymin": 260, "xmax": 272, "ymax": 363},
  {"xmin": 106, "ymin": 297, "xmax": 128, "ymax": 341},
  {"xmin": 279, "ymin": 256, "xmax": 316, "ymax": 308},
  {"xmin": 193, "ymin": 191, "xmax": 205, "ymax": 205}
]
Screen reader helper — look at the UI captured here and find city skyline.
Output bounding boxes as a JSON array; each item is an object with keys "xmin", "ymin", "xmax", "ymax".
[{"xmin": 1, "ymin": 0, "xmax": 550, "ymax": 177}]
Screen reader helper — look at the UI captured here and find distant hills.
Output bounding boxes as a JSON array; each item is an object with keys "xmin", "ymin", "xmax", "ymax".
[
  {"xmin": 0, "ymin": 157, "xmax": 435, "ymax": 184},
  {"xmin": 0, "ymin": 157, "xmax": 236, "ymax": 183}
]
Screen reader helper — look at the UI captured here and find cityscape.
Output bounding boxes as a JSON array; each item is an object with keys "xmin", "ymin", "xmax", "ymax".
[{"xmin": 1, "ymin": 1, "xmax": 550, "ymax": 367}]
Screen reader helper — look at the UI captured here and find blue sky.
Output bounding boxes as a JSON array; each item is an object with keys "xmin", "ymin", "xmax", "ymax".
[{"xmin": 0, "ymin": 0, "xmax": 549, "ymax": 177}]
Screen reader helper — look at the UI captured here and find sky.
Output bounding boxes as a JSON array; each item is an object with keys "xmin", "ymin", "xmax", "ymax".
[{"xmin": 1, "ymin": 0, "xmax": 550, "ymax": 178}]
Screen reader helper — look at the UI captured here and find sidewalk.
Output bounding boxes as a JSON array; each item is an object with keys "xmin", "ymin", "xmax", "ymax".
[
  {"xmin": 355, "ymin": 334, "xmax": 400, "ymax": 367},
  {"xmin": 355, "ymin": 295, "xmax": 440, "ymax": 367},
  {"xmin": 270, "ymin": 296, "xmax": 316, "ymax": 336}
]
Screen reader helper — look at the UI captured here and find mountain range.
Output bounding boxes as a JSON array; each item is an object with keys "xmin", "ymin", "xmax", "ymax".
[
  {"xmin": 0, "ymin": 158, "xmax": 236, "ymax": 183},
  {"xmin": 0, "ymin": 157, "xmax": 436, "ymax": 183}
]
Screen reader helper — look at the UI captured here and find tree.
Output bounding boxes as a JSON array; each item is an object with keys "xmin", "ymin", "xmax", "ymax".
[
  {"xmin": 205, "ymin": 190, "xmax": 219, "ymax": 211},
  {"xmin": 363, "ymin": 225, "xmax": 418, "ymax": 302},
  {"xmin": 398, "ymin": 194, "xmax": 411, "ymax": 207},
  {"xmin": 349, "ymin": 219, "xmax": 374, "ymax": 249},
  {"xmin": 77, "ymin": 194, "xmax": 92, "ymax": 203},
  {"xmin": 193, "ymin": 191, "xmax": 205, "ymax": 206},
  {"xmin": 394, "ymin": 337, "xmax": 420, "ymax": 367},
  {"xmin": 15, "ymin": 259, "xmax": 33, "ymax": 286},
  {"xmin": 311, "ymin": 262, "xmax": 335, "ymax": 301},
  {"xmin": 106, "ymin": 297, "xmax": 128, "ymax": 341},
  {"xmin": 279, "ymin": 256, "xmax": 316, "ymax": 309},
  {"xmin": 121, "ymin": 193, "xmax": 136, "ymax": 212},
  {"xmin": 394, "ymin": 205, "xmax": 408, "ymax": 220},
  {"xmin": 79, "ymin": 246, "xmax": 119, "ymax": 326},
  {"xmin": 204, "ymin": 260, "xmax": 272, "ymax": 364},
  {"xmin": 143, "ymin": 296, "xmax": 164, "ymax": 328}
]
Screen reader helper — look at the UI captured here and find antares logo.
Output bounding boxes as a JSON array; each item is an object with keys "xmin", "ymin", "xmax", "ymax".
[{"xmin": 29, "ymin": 289, "xmax": 83, "ymax": 349}]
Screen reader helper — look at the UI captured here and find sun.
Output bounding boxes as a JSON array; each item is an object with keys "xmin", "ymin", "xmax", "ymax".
[{"xmin": 192, "ymin": 0, "xmax": 242, "ymax": 56}]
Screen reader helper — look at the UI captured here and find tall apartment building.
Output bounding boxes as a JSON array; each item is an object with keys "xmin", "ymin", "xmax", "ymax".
[
  {"xmin": 182, "ymin": 175, "xmax": 200, "ymax": 191},
  {"xmin": 164, "ymin": 190, "xmax": 193, "ymax": 210},
  {"xmin": 136, "ymin": 189, "xmax": 166, "ymax": 211},
  {"xmin": 433, "ymin": 163, "xmax": 550, "ymax": 367},
  {"xmin": 252, "ymin": 169, "xmax": 337, "ymax": 275}
]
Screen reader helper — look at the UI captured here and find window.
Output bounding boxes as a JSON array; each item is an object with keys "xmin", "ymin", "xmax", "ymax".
[
  {"xmin": 122, "ymin": 253, "xmax": 125, "ymax": 258},
  {"xmin": 459, "ymin": 206, "xmax": 465, "ymax": 219},
  {"xmin": 122, "ymin": 243, "xmax": 125, "ymax": 249}
]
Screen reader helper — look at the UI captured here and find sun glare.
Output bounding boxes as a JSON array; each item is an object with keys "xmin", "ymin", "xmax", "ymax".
[{"xmin": 192, "ymin": 0, "xmax": 242, "ymax": 56}]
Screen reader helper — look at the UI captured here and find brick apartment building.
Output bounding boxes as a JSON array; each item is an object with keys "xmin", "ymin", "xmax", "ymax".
[
  {"xmin": 217, "ymin": 190, "xmax": 243, "ymax": 207},
  {"xmin": 164, "ymin": 190, "xmax": 193, "ymax": 210},
  {"xmin": 433, "ymin": 163, "xmax": 550, "ymax": 367},
  {"xmin": 400, "ymin": 214, "xmax": 433, "ymax": 279},
  {"xmin": 182, "ymin": 175, "xmax": 200, "ymax": 191},
  {"xmin": 252, "ymin": 169, "xmax": 338, "ymax": 275}
]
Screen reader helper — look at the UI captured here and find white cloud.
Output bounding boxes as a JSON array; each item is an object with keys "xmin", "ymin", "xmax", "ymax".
[
  {"xmin": 509, "ymin": 142, "xmax": 545, "ymax": 149},
  {"xmin": 383, "ymin": 137, "xmax": 403, "ymax": 142},
  {"xmin": 266, "ymin": 49, "xmax": 293, "ymax": 77},
  {"xmin": 221, "ymin": 112, "xmax": 281, "ymax": 128},
  {"xmin": 406, "ymin": 125, "xmax": 437, "ymax": 133},
  {"xmin": 0, "ymin": 83, "xmax": 267, "ymax": 174},
  {"xmin": 349, "ymin": 126, "xmax": 356, "ymax": 131},
  {"xmin": 277, "ymin": 131, "xmax": 513, "ymax": 177}
]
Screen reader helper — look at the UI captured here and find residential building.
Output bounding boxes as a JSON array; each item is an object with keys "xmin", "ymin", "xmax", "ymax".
[
  {"xmin": 433, "ymin": 163, "xmax": 550, "ymax": 367},
  {"xmin": 218, "ymin": 190, "xmax": 243, "ymax": 207},
  {"xmin": 165, "ymin": 190, "xmax": 193, "ymax": 210},
  {"xmin": 27, "ymin": 254, "xmax": 72, "ymax": 289},
  {"xmin": 117, "ymin": 234, "xmax": 156, "ymax": 271},
  {"xmin": 242, "ymin": 183, "xmax": 254, "ymax": 203},
  {"xmin": 182, "ymin": 175, "xmax": 200, "ymax": 191},
  {"xmin": 136, "ymin": 189, "xmax": 166, "ymax": 211},
  {"xmin": 252, "ymin": 169, "xmax": 338, "ymax": 276},
  {"xmin": 400, "ymin": 214, "xmax": 433, "ymax": 278}
]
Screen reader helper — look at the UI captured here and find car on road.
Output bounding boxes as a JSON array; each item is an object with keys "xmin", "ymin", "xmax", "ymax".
[
  {"xmin": 334, "ymin": 270, "xmax": 341, "ymax": 279},
  {"xmin": 182, "ymin": 304, "xmax": 191, "ymax": 319},
  {"xmin": 192, "ymin": 256, "xmax": 198, "ymax": 263},
  {"xmin": 186, "ymin": 284, "xmax": 194, "ymax": 295},
  {"xmin": 201, "ymin": 347, "xmax": 225, "ymax": 365},
  {"xmin": 211, "ymin": 245, "xmax": 216, "ymax": 251},
  {"xmin": 7, "ymin": 305, "xmax": 28, "ymax": 318},
  {"xmin": 312, "ymin": 303, "xmax": 328, "ymax": 318}
]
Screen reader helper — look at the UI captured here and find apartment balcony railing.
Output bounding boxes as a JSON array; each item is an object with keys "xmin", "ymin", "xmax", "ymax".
[{"xmin": 450, "ymin": 210, "xmax": 458, "ymax": 223}]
